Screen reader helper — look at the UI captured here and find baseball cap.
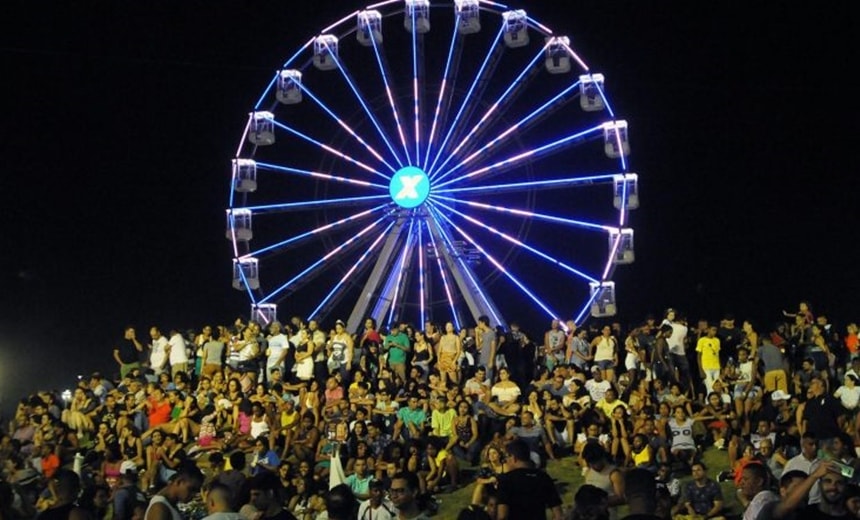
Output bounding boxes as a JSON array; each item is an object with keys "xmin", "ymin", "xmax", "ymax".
[
  {"xmin": 120, "ymin": 460, "xmax": 138, "ymax": 476},
  {"xmin": 771, "ymin": 390, "xmax": 791, "ymax": 401},
  {"xmin": 591, "ymin": 366, "xmax": 601, "ymax": 373}
]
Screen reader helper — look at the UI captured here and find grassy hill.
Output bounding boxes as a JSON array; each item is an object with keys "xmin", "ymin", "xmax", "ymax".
[{"xmin": 436, "ymin": 447, "xmax": 738, "ymax": 518}]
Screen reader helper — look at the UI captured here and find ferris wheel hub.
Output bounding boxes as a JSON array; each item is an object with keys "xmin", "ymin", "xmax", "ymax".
[{"xmin": 389, "ymin": 166, "xmax": 430, "ymax": 209}]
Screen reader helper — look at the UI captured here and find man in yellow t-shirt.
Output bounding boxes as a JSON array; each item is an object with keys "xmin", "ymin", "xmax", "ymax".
[{"xmin": 696, "ymin": 325, "xmax": 721, "ymax": 393}]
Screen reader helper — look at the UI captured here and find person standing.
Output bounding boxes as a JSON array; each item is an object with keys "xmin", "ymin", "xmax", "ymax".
[
  {"xmin": 662, "ymin": 309, "xmax": 692, "ymax": 391},
  {"xmin": 384, "ymin": 321, "xmax": 412, "ymax": 386},
  {"xmin": 543, "ymin": 319, "xmax": 566, "ymax": 371},
  {"xmin": 115, "ymin": 326, "xmax": 144, "ymax": 379},
  {"xmin": 265, "ymin": 321, "xmax": 290, "ymax": 384},
  {"xmin": 167, "ymin": 328, "xmax": 189, "ymax": 379},
  {"xmin": 475, "ymin": 316, "xmax": 497, "ymax": 383},
  {"xmin": 696, "ymin": 325, "xmax": 722, "ymax": 394},
  {"xmin": 148, "ymin": 327, "xmax": 170, "ymax": 380},
  {"xmin": 495, "ymin": 439, "xmax": 562, "ymax": 520}
]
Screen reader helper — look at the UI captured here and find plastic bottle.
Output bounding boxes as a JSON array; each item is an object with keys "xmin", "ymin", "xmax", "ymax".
[{"xmin": 73, "ymin": 452, "xmax": 84, "ymax": 476}]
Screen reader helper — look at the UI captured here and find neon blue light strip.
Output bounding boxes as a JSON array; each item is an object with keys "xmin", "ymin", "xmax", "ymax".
[
  {"xmin": 260, "ymin": 216, "xmax": 388, "ymax": 304},
  {"xmin": 425, "ymin": 210, "xmax": 461, "ymax": 330},
  {"xmin": 431, "ymin": 206, "xmax": 562, "ymax": 322},
  {"xmin": 433, "ymin": 173, "xmax": 617, "ymax": 195},
  {"xmin": 325, "ymin": 40, "xmax": 406, "ymax": 169},
  {"xmin": 602, "ymin": 232, "xmax": 621, "ymax": 280},
  {"xmin": 308, "ymin": 220, "xmax": 395, "ymax": 319},
  {"xmin": 426, "ymin": 203, "xmax": 503, "ymax": 328},
  {"xmin": 434, "ymin": 79, "xmax": 582, "ymax": 181},
  {"xmin": 429, "ymin": 194, "xmax": 611, "ymax": 232},
  {"xmin": 235, "ymin": 262, "xmax": 258, "ymax": 305},
  {"xmin": 432, "ymin": 199, "xmax": 598, "ymax": 283},
  {"xmin": 256, "ymin": 162, "xmax": 388, "ymax": 189},
  {"xmin": 271, "ymin": 120, "xmax": 386, "ymax": 178},
  {"xmin": 411, "ymin": 6, "xmax": 421, "ymax": 165},
  {"xmin": 241, "ymin": 204, "xmax": 390, "ymax": 259},
  {"xmin": 280, "ymin": 38, "xmax": 316, "ymax": 69},
  {"xmin": 417, "ymin": 220, "xmax": 426, "ymax": 328},
  {"xmin": 386, "ymin": 219, "xmax": 416, "ymax": 328},
  {"xmin": 370, "ymin": 27, "xmax": 411, "ymax": 166},
  {"xmin": 244, "ymin": 195, "xmax": 390, "ymax": 213},
  {"xmin": 423, "ymin": 15, "xmax": 460, "ymax": 170},
  {"xmin": 558, "ymin": 40, "xmax": 590, "ymax": 76},
  {"xmin": 435, "ymin": 124, "xmax": 601, "ymax": 189},
  {"xmin": 431, "ymin": 41, "xmax": 549, "ymax": 182},
  {"xmin": 254, "ymin": 72, "xmax": 280, "ymax": 111},
  {"xmin": 427, "ymin": 25, "xmax": 505, "ymax": 175},
  {"xmin": 574, "ymin": 289, "xmax": 601, "ymax": 327},
  {"xmin": 294, "ymin": 83, "xmax": 397, "ymax": 175}
]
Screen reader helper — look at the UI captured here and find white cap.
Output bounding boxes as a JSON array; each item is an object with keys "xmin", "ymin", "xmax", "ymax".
[{"xmin": 771, "ymin": 390, "xmax": 791, "ymax": 401}]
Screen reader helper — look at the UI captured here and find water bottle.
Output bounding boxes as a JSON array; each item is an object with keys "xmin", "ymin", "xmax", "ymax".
[
  {"xmin": 727, "ymin": 356, "xmax": 734, "ymax": 368},
  {"xmin": 73, "ymin": 452, "xmax": 84, "ymax": 476}
]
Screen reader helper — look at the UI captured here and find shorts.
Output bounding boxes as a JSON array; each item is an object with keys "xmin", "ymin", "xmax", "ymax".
[
  {"xmin": 595, "ymin": 359, "xmax": 614, "ymax": 370},
  {"xmin": 733, "ymin": 385, "xmax": 761, "ymax": 400}
]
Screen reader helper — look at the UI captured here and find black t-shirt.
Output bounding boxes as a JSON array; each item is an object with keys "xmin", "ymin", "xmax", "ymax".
[
  {"xmin": 798, "ymin": 504, "xmax": 852, "ymax": 520},
  {"xmin": 496, "ymin": 467, "xmax": 562, "ymax": 519},
  {"xmin": 117, "ymin": 338, "xmax": 140, "ymax": 364},
  {"xmin": 263, "ymin": 510, "xmax": 299, "ymax": 520},
  {"xmin": 802, "ymin": 394, "xmax": 843, "ymax": 439}
]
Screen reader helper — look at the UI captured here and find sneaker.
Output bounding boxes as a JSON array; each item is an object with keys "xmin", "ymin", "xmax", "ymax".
[
  {"xmin": 713, "ymin": 438, "xmax": 725, "ymax": 450},
  {"xmin": 716, "ymin": 470, "xmax": 732, "ymax": 482}
]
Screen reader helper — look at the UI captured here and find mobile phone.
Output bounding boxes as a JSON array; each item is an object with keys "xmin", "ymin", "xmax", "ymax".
[{"xmin": 832, "ymin": 460, "xmax": 855, "ymax": 479}]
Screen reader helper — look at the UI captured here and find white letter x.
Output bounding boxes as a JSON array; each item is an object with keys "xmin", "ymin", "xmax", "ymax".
[{"xmin": 395, "ymin": 175, "xmax": 423, "ymax": 200}]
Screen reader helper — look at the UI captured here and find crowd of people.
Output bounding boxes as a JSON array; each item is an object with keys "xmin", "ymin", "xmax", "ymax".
[{"xmin": 3, "ymin": 300, "xmax": 860, "ymax": 520}]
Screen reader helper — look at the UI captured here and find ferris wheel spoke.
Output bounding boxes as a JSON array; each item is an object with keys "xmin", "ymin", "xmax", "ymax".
[
  {"xmin": 430, "ymin": 40, "xmax": 549, "ymax": 183},
  {"xmin": 291, "ymin": 83, "xmax": 397, "ymax": 175},
  {"xmin": 270, "ymin": 120, "xmax": 388, "ymax": 180},
  {"xmin": 423, "ymin": 16, "xmax": 463, "ymax": 171},
  {"xmin": 433, "ymin": 173, "xmax": 618, "ymax": 197},
  {"xmin": 259, "ymin": 215, "xmax": 390, "ymax": 304},
  {"xmin": 431, "ymin": 199, "xmax": 598, "ymax": 284},
  {"xmin": 409, "ymin": 9, "xmax": 424, "ymax": 166},
  {"xmin": 323, "ymin": 41, "xmax": 407, "ymax": 168},
  {"xmin": 416, "ymin": 220, "xmax": 426, "ymax": 327},
  {"xmin": 427, "ymin": 25, "xmax": 505, "ymax": 176},
  {"xmin": 428, "ymin": 205, "xmax": 562, "ymax": 322},
  {"xmin": 244, "ymin": 195, "xmax": 392, "ymax": 214},
  {"xmin": 367, "ymin": 27, "xmax": 412, "ymax": 167},
  {"xmin": 384, "ymin": 219, "xmax": 418, "ymax": 328},
  {"xmin": 308, "ymin": 220, "xmax": 396, "ymax": 321},
  {"xmin": 425, "ymin": 206, "xmax": 505, "ymax": 328},
  {"xmin": 429, "ymin": 194, "xmax": 611, "ymax": 233},
  {"xmin": 435, "ymin": 124, "xmax": 603, "ymax": 189},
  {"xmin": 256, "ymin": 161, "xmax": 389, "ymax": 191},
  {"xmin": 424, "ymin": 213, "xmax": 463, "ymax": 330},
  {"xmin": 434, "ymin": 76, "xmax": 583, "ymax": 183},
  {"xmin": 241, "ymin": 204, "xmax": 391, "ymax": 259}
]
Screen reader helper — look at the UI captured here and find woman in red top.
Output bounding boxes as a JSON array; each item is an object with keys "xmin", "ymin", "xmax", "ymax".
[{"xmin": 146, "ymin": 387, "xmax": 172, "ymax": 431}]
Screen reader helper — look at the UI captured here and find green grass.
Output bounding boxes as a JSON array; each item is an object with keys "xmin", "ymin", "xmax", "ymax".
[{"xmin": 436, "ymin": 447, "xmax": 740, "ymax": 518}]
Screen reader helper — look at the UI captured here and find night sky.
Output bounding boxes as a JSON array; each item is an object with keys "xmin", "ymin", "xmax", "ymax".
[{"xmin": 0, "ymin": 1, "xmax": 855, "ymax": 417}]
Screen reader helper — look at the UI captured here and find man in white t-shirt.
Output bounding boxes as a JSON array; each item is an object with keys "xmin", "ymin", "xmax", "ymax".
[
  {"xmin": 265, "ymin": 321, "xmax": 290, "ymax": 383},
  {"xmin": 167, "ymin": 328, "xmax": 189, "ymax": 378},
  {"xmin": 148, "ymin": 326, "xmax": 170, "ymax": 379},
  {"xmin": 662, "ymin": 308, "xmax": 692, "ymax": 391}
]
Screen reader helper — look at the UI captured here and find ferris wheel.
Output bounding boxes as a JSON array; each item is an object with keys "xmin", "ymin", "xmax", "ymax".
[{"xmin": 226, "ymin": 0, "xmax": 638, "ymax": 333}]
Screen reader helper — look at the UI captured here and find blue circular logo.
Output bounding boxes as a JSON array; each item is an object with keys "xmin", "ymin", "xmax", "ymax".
[{"xmin": 389, "ymin": 166, "xmax": 430, "ymax": 209}]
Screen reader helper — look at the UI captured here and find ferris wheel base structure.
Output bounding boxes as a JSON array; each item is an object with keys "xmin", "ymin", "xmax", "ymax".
[{"xmin": 227, "ymin": 0, "xmax": 640, "ymax": 333}]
